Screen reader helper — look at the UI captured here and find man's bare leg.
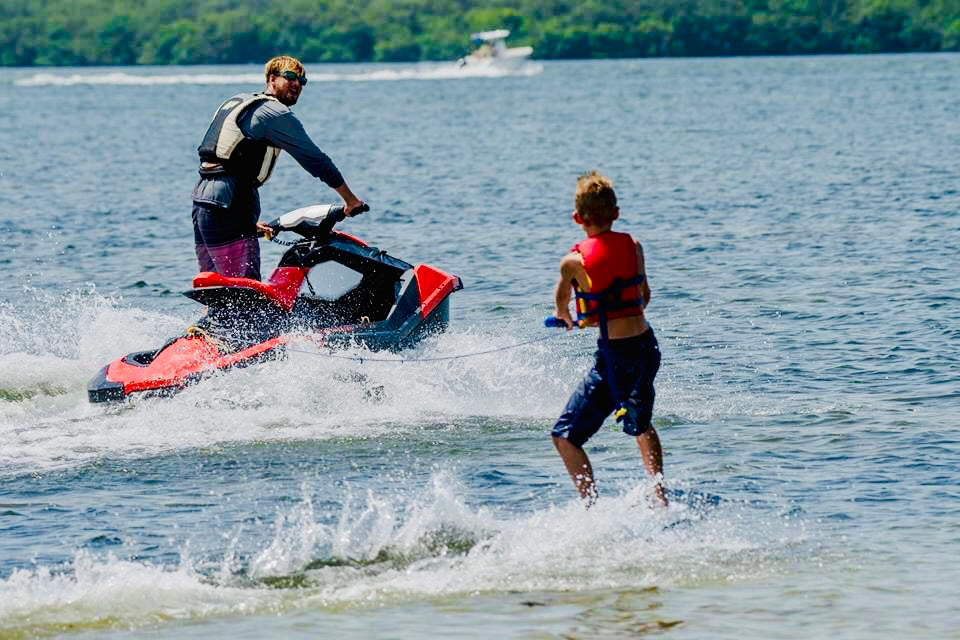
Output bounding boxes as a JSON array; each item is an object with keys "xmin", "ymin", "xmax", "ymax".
[
  {"xmin": 636, "ymin": 428, "xmax": 667, "ymax": 506},
  {"xmin": 553, "ymin": 436, "xmax": 598, "ymax": 506}
]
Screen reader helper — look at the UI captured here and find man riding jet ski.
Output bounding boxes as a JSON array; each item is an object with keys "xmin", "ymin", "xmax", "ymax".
[{"xmin": 88, "ymin": 204, "xmax": 463, "ymax": 403}]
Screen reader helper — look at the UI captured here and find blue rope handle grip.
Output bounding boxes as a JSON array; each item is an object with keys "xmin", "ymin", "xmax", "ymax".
[{"xmin": 544, "ymin": 316, "xmax": 568, "ymax": 328}]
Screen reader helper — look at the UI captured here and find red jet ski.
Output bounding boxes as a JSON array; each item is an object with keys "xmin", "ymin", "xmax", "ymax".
[{"xmin": 88, "ymin": 204, "xmax": 463, "ymax": 403}]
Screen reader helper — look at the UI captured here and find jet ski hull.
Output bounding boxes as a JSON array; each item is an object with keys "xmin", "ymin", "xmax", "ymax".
[{"xmin": 88, "ymin": 205, "xmax": 462, "ymax": 403}]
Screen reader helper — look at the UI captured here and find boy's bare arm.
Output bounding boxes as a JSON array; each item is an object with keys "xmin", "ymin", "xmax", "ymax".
[{"xmin": 555, "ymin": 253, "xmax": 581, "ymax": 328}]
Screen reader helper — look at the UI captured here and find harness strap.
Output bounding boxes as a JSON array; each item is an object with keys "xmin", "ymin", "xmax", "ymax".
[{"xmin": 573, "ymin": 274, "xmax": 646, "ymax": 321}]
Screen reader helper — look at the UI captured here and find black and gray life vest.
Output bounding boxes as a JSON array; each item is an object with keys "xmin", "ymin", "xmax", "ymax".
[{"xmin": 197, "ymin": 93, "xmax": 282, "ymax": 186}]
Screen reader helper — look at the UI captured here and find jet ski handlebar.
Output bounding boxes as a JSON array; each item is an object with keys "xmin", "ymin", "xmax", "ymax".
[{"xmin": 263, "ymin": 202, "xmax": 370, "ymax": 240}]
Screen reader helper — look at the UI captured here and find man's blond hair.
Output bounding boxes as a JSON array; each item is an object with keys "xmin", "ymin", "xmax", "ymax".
[
  {"xmin": 264, "ymin": 55, "xmax": 305, "ymax": 81},
  {"xmin": 575, "ymin": 170, "xmax": 618, "ymax": 225}
]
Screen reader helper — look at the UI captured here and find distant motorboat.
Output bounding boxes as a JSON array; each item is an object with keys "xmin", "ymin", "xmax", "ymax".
[{"xmin": 458, "ymin": 29, "xmax": 533, "ymax": 68}]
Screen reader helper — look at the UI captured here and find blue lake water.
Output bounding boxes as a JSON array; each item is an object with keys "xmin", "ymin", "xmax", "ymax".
[{"xmin": 0, "ymin": 55, "xmax": 958, "ymax": 638}]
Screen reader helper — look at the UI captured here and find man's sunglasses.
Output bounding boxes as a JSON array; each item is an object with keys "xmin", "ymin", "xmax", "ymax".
[{"xmin": 277, "ymin": 70, "xmax": 308, "ymax": 85}]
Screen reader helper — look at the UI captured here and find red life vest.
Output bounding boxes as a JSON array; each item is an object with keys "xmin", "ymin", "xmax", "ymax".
[{"xmin": 572, "ymin": 231, "xmax": 645, "ymax": 326}]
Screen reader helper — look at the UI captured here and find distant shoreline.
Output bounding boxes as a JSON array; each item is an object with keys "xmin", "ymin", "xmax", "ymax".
[
  {"xmin": 3, "ymin": 1, "xmax": 957, "ymax": 67},
  {"xmin": 4, "ymin": 50, "xmax": 958, "ymax": 71}
]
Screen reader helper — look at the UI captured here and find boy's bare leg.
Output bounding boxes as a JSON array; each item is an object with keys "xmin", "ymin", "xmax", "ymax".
[
  {"xmin": 636, "ymin": 428, "xmax": 667, "ymax": 506},
  {"xmin": 553, "ymin": 436, "xmax": 598, "ymax": 506}
]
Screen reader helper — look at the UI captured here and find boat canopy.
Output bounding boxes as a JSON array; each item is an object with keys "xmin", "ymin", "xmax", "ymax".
[{"xmin": 470, "ymin": 29, "xmax": 511, "ymax": 44}]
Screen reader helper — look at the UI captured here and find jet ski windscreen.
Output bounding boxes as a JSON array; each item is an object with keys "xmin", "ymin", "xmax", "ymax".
[{"xmin": 300, "ymin": 262, "xmax": 364, "ymax": 300}]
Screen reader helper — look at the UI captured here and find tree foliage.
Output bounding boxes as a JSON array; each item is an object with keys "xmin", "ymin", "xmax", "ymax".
[{"xmin": 1, "ymin": 0, "xmax": 958, "ymax": 66}]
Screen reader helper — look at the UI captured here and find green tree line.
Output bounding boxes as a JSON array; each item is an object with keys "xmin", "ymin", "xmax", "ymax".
[{"xmin": 2, "ymin": 0, "xmax": 959, "ymax": 66}]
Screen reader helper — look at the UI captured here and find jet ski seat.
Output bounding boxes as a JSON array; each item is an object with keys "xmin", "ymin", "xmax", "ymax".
[{"xmin": 191, "ymin": 270, "xmax": 302, "ymax": 312}]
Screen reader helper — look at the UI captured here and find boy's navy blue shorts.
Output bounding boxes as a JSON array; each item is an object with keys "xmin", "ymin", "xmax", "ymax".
[{"xmin": 552, "ymin": 329, "xmax": 661, "ymax": 447}]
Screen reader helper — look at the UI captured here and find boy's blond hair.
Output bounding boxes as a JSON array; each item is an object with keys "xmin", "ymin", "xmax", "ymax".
[
  {"xmin": 575, "ymin": 171, "xmax": 618, "ymax": 225},
  {"xmin": 264, "ymin": 55, "xmax": 305, "ymax": 81}
]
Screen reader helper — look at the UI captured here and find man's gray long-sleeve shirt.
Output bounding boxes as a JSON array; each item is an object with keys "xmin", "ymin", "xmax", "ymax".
[{"xmin": 192, "ymin": 96, "xmax": 344, "ymax": 212}]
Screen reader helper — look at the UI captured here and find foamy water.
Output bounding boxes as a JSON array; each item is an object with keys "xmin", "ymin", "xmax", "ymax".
[
  {"xmin": 1, "ymin": 467, "xmax": 806, "ymax": 638},
  {"xmin": 11, "ymin": 62, "xmax": 544, "ymax": 88}
]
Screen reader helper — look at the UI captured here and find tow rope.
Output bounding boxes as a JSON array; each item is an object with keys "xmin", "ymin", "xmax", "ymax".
[
  {"xmin": 282, "ymin": 331, "xmax": 569, "ymax": 364},
  {"xmin": 189, "ymin": 324, "xmax": 574, "ymax": 365}
]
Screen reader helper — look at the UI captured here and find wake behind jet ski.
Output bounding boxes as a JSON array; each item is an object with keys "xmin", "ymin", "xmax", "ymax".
[{"xmin": 88, "ymin": 204, "xmax": 463, "ymax": 403}]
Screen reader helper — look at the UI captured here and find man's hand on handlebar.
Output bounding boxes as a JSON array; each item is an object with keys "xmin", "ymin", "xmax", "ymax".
[
  {"xmin": 344, "ymin": 200, "xmax": 369, "ymax": 217},
  {"xmin": 256, "ymin": 221, "xmax": 274, "ymax": 239}
]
